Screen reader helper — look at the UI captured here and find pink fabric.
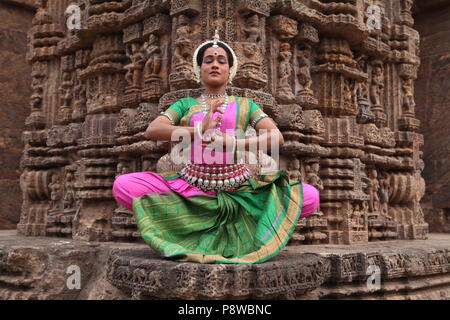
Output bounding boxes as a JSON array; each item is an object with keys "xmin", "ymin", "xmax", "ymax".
[
  {"xmin": 190, "ymin": 101, "xmax": 237, "ymax": 164},
  {"xmin": 112, "ymin": 172, "xmax": 320, "ymax": 219},
  {"xmin": 299, "ymin": 183, "xmax": 320, "ymax": 219},
  {"xmin": 113, "ymin": 172, "xmax": 216, "ymax": 211}
]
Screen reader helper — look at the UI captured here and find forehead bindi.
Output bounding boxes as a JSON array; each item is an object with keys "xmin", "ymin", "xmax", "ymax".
[{"xmin": 203, "ymin": 47, "xmax": 228, "ymax": 60}]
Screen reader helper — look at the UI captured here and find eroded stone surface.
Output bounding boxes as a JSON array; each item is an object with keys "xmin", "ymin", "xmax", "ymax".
[
  {"xmin": 107, "ymin": 249, "xmax": 329, "ymax": 300},
  {"xmin": 1, "ymin": 231, "xmax": 449, "ymax": 300}
]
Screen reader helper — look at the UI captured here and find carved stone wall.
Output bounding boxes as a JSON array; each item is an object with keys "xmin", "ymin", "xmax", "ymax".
[
  {"xmin": 414, "ymin": 1, "xmax": 450, "ymax": 233},
  {"xmin": 18, "ymin": 0, "xmax": 427, "ymax": 244},
  {"xmin": 0, "ymin": 0, "xmax": 36, "ymax": 229},
  {"xmin": 1, "ymin": 230, "xmax": 450, "ymax": 300}
]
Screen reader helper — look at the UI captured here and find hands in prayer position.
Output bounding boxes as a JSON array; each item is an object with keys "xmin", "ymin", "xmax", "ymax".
[{"xmin": 199, "ymin": 98, "xmax": 236, "ymax": 152}]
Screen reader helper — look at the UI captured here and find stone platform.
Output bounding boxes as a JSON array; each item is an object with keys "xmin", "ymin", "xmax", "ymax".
[{"xmin": 0, "ymin": 230, "xmax": 449, "ymax": 300}]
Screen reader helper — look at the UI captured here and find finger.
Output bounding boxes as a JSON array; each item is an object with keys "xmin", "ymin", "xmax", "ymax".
[
  {"xmin": 210, "ymin": 131, "xmax": 219, "ymax": 140},
  {"xmin": 209, "ymin": 109, "xmax": 224, "ymax": 117},
  {"xmin": 213, "ymin": 98, "xmax": 224, "ymax": 107},
  {"xmin": 210, "ymin": 104, "xmax": 219, "ymax": 114},
  {"xmin": 211, "ymin": 99, "xmax": 225, "ymax": 112},
  {"xmin": 213, "ymin": 114, "xmax": 223, "ymax": 125}
]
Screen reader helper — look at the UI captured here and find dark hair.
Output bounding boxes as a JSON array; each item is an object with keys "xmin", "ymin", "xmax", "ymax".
[{"xmin": 196, "ymin": 42, "xmax": 234, "ymax": 67}]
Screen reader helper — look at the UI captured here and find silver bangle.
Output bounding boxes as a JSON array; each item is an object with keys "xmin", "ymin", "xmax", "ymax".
[
  {"xmin": 160, "ymin": 111, "xmax": 175, "ymax": 125},
  {"xmin": 251, "ymin": 114, "xmax": 269, "ymax": 127}
]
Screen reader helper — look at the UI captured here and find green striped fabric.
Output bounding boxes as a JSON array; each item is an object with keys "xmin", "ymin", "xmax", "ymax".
[{"xmin": 132, "ymin": 170, "xmax": 303, "ymax": 264}]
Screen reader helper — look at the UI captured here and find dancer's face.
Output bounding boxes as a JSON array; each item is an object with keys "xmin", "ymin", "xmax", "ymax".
[{"xmin": 200, "ymin": 47, "xmax": 230, "ymax": 87}]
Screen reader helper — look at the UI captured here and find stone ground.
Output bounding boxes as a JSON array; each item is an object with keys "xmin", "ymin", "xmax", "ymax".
[{"xmin": 0, "ymin": 230, "xmax": 449, "ymax": 300}]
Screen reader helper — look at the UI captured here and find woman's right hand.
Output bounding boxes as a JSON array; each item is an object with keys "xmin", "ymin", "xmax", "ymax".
[{"xmin": 201, "ymin": 98, "xmax": 225, "ymax": 138}]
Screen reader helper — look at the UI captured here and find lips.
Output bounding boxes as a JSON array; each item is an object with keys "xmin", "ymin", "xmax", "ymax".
[{"xmin": 210, "ymin": 72, "xmax": 220, "ymax": 75}]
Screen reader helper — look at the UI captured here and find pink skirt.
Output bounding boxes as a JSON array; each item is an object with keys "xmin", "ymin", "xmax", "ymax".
[{"xmin": 113, "ymin": 171, "xmax": 320, "ymax": 219}]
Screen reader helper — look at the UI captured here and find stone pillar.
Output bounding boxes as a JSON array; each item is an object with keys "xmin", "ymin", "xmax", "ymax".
[
  {"xmin": 414, "ymin": 0, "xmax": 450, "ymax": 233},
  {"xmin": 0, "ymin": 1, "xmax": 35, "ymax": 230}
]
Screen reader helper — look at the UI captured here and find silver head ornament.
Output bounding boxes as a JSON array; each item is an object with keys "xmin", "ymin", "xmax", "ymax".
[{"xmin": 212, "ymin": 29, "xmax": 220, "ymax": 47}]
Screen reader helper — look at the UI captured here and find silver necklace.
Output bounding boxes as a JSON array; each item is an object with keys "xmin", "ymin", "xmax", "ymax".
[
  {"xmin": 202, "ymin": 92, "xmax": 227, "ymax": 99},
  {"xmin": 200, "ymin": 94, "xmax": 228, "ymax": 129}
]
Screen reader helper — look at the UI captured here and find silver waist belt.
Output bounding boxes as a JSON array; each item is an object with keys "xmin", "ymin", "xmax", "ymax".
[{"xmin": 178, "ymin": 162, "xmax": 251, "ymax": 192}]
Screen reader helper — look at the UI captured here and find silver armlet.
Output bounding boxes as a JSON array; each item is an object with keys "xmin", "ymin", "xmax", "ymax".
[
  {"xmin": 160, "ymin": 111, "xmax": 175, "ymax": 125},
  {"xmin": 251, "ymin": 114, "xmax": 269, "ymax": 127}
]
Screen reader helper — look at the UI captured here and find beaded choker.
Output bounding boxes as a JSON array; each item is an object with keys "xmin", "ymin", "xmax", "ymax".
[
  {"xmin": 179, "ymin": 161, "xmax": 251, "ymax": 192},
  {"xmin": 202, "ymin": 93, "xmax": 227, "ymax": 99}
]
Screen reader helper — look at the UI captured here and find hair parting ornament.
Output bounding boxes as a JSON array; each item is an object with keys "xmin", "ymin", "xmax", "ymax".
[{"xmin": 192, "ymin": 29, "xmax": 238, "ymax": 84}]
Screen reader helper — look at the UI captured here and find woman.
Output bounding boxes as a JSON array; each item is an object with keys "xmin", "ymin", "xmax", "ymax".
[{"xmin": 113, "ymin": 33, "xmax": 320, "ymax": 264}]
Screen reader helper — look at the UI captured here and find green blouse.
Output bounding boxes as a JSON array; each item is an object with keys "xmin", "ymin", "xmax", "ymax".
[{"xmin": 162, "ymin": 96, "xmax": 268, "ymax": 138}]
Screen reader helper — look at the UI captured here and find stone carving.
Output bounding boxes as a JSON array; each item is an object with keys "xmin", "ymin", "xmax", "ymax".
[
  {"xmin": 173, "ymin": 14, "xmax": 192, "ymax": 73},
  {"xmin": 276, "ymin": 42, "xmax": 295, "ymax": 103},
  {"xmin": 63, "ymin": 170, "xmax": 76, "ymax": 211},
  {"xmin": 379, "ymin": 172, "xmax": 390, "ymax": 217},
  {"xmin": 233, "ymin": 13, "xmax": 267, "ymax": 89},
  {"xmin": 169, "ymin": 13, "xmax": 197, "ymax": 89},
  {"xmin": 343, "ymin": 78, "xmax": 356, "ymax": 111},
  {"xmin": 355, "ymin": 54, "xmax": 373, "ymax": 123},
  {"xmin": 305, "ymin": 162, "xmax": 323, "ymax": 193},
  {"xmin": 48, "ymin": 174, "xmax": 62, "ymax": 215},
  {"xmin": 350, "ymin": 202, "xmax": 366, "ymax": 232},
  {"xmin": 58, "ymin": 55, "xmax": 76, "ymax": 124},
  {"xmin": 297, "ymin": 45, "xmax": 313, "ymax": 95},
  {"xmin": 401, "ymin": 78, "xmax": 415, "ymax": 115},
  {"xmin": 413, "ymin": 169, "xmax": 426, "ymax": 225},
  {"xmin": 60, "ymin": 71, "xmax": 73, "ymax": 109},
  {"xmin": 33, "ymin": 0, "xmax": 51, "ymax": 25},
  {"xmin": 305, "ymin": 161, "xmax": 324, "ymax": 220},
  {"xmin": 370, "ymin": 60, "xmax": 387, "ymax": 127},
  {"xmin": 271, "ymin": 15, "xmax": 298, "ymax": 103},
  {"xmin": 143, "ymin": 34, "xmax": 162, "ymax": 77},
  {"xmin": 106, "ymin": 248, "xmax": 328, "ymax": 299},
  {"xmin": 287, "ymin": 158, "xmax": 301, "ymax": 181},
  {"xmin": 243, "ymin": 14, "xmax": 261, "ymax": 42},
  {"xmin": 72, "ymin": 77, "xmax": 87, "ymax": 122},
  {"xmin": 312, "ymin": 38, "xmax": 362, "ymax": 116},
  {"xmin": 116, "ymin": 162, "xmax": 131, "ymax": 179},
  {"xmin": 367, "ymin": 169, "xmax": 380, "ymax": 214},
  {"xmin": 370, "ymin": 61, "xmax": 384, "ymax": 108},
  {"xmin": 124, "ymin": 42, "xmax": 145, "ymax": 89}
]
